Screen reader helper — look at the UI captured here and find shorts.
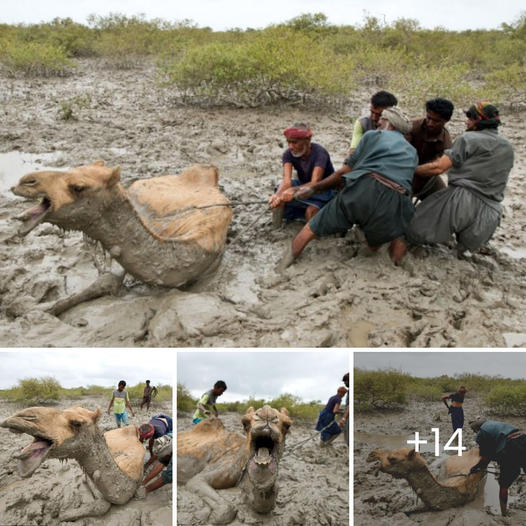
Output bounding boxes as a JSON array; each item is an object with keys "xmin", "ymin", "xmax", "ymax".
[
  {"xmin": 276, "ymin": 180, "xmax": 336, "ymax": 221},
  {"xmin": 192, "ymin": 418, "xmax": 202, "ymax": 424},
  {"xmin": 161, "ymin": 458, "xmax": 173, "ymax": 484},
  {"xmin": 115, "ymin": 411, "xmax": 129, "ymax": 427}
]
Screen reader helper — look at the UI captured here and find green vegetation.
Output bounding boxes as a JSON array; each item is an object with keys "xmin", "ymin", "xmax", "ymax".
[
  {"xmin": 0, "ymin": 377, "xmax": 172, "ymax": 404},
  {"xmin": 177, "ymin": 384, "xmax": 324, "ymax": 420},
  {"xmin": 354, "ymin": 368, "xmax": 526, "ymax": 415},
  {"xmin": 0, "ymin": 11, "xmax": 524, "ymax": 107}
]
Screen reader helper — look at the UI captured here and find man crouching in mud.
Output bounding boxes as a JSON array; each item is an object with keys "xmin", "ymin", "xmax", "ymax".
[
  {"xmin": 469, "ymin": 417, "xmax": 526, "ymax": 516},
  {"xmin": 277, "ymin": 107, "xmax": 417, "ymax": 270}
]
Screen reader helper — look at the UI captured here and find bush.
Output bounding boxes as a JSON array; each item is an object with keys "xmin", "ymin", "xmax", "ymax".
[
  {"xmin": 486, "ymin": 384, "xmax": 526, "ymax": 415},
  {"xmin": 354, "ymin": 369, "xmax": 410, "ymax": 410},
  {"xmin": 18, "ymin": 377, "xmax": 61, "ymax": 402},
  {"xmin": 160, "ymin": 26, "xmax": 355, "ymax": 106},
  {"xmin": 0, "ymin": 40, "xmax": 74, "ymax": 77},
  {"xmin": 177, "ymin": 383, "xmax": 196, "ymax": 412}
]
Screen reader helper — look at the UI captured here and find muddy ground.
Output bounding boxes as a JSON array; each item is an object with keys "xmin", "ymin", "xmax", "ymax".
[
  {"xmin": 0, "ymin": 59, "xmax": 524, "ymax": 347},
  {"xmin": 177, "ymin": 411, "xmax": 348, "ymax": 525},
  {"xmin": 0, "ymin": 395, "xmax": 172, "ymax": 526},
  {"xmin": 354, "ymin": 397, "xmax": 526, "ymax": 526}
]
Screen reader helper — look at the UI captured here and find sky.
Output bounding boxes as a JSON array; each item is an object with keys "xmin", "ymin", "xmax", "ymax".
[
  {"xmin": 354, "ymin": 351, "xmax": 526, "ymax": 379},
  {"xmin": 178, "ymin": 350, "xmax": 349, "ymax": 402},
  {"xmin": 0, "ymin": 349, "xmax": 175, "ymax": 388},
  {"xmin": 0, "ymin": 1, "xmax": 523, "ymax": 31}
]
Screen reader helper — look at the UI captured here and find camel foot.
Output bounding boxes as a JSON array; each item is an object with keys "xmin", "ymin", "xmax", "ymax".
[{"xmin": 47, "ymin": 271, "xmax": 125, "ymax": 316}]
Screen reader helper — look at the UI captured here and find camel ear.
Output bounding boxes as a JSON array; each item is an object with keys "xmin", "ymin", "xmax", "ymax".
[
  {"xmin": 107, "ymin": 166, "xmax": 120, "ymax": 187},
  {"xmin": 92, "ymin": 160, "xmax": 105, "ymax": 166},
  {"xmin": 280, "ymin": 407, "xmax": 289, "ymax": 417},
  {"xmin": 241, "ymin": 407, "xmax": 255, "ymax": 434}
]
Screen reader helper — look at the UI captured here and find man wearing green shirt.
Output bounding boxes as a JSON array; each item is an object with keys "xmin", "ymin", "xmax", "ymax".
[
  {"xmin": 192, "ymin": 380, "xmax": 227, "ymax": 424},
  {"xmin": 349, "ymin": 90, "xmax": 398, "ymax": 154},
  {"xmin": 107, "ymin": 380, "xmax": 135, "ymax": 428}
]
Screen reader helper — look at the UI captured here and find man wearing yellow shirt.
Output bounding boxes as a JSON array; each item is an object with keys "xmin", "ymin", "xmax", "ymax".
[{"xmin": 107, "ymin": 380, "xmax": 135, "ymax": 428}]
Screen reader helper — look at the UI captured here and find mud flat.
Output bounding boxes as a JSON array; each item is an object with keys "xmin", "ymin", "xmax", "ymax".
[
  {"xmin": 177, "ymin": 411, "xmax": 348, "ymax": 525},
  {"xmin": 354, "ymin": 398, "xmax": 526, "ymax": 526},
  {"xmin": 0, "ymin": 396, "xmax": 172, "ymax": 526},
  {"xmin": 0, "ymin": 59, "xmax": 525, "ymax": 347}
]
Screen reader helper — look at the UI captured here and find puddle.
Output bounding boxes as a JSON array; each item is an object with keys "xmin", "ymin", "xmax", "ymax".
[
  {"xmin": 0, "ymin": 151, "xmax": 65, "ymax": 194},
  {"xmin": 465, "ymin": 468, "xmax": 500, "ymax": 515},
  {"xmin": 354, "ymin": 431, "xmax": 437, "ymax": 454},
  {"xmin": 503, "ymin": 332, "xmax": 526, "ymax": 347},
  {"xmin": 500, "ymin": 246, "xmax": 526, "ymax": 259}
]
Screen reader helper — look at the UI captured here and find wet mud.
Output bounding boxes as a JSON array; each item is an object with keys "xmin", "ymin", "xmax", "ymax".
[
  {"xmin": 354, "ymin": 398, "xmax": 526, "ymax": 525},
  {"xmin": 0, "ymin": 59, "xmax": 525, "ymax": 347},
  {"xmin": 177, "ymin": 411, "xmax": 349, "ymax": 525},
  {"xmin": 0, "ymin": 396, "xmax": 172, "ymax": 525}
]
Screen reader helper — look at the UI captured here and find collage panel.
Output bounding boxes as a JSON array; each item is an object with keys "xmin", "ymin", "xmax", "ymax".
[
  {"xmin": 176, "ymin": 350, "xmax": 350, "ymax": 525},
  {"xmin": 354, "ymin": 351, "xmax": 526, "ymax": 526},
  {"xmin": 0, "ymin": 349, "xmax": 173, "ymax": 526}
]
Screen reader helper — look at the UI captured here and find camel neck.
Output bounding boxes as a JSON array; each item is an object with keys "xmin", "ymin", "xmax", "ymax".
[
  {"xmin": 73, "ymin": 427, "xmax": 137, "ymax": 505},
  {"xmin": 405, "ymin": 467, "xmax": 467, "ymax": 510}
]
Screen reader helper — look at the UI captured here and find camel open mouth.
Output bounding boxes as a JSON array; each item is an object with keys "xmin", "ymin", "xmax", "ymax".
[
  {"xmin": 14, "ymin": 197, "xmax": 52, "ymax": 236},
  {"xmin": 249, "ymin": 431, "xmax": 278, "ymax": 468},
  {"xmin": 13, "ymin": 435, "xmax": 54, "ymax": 477}
]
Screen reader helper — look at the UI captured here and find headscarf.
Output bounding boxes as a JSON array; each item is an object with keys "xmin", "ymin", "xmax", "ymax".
[
  {"xmin": 469, "ymin": 416, "xmax": 487, "ymax": 433},
  {"xmin": 139, "ymin": 423, "xmax": 155, "ymax": 440},
  {"xmin": 465, "ymin": 101, "xmax": 501, "ymax": 130},
  {"xmin": 283, "ymin": 125, "xmax": 313, "ymax": 140},
  {"xmin": 380, "ymin": 107, "xmax": 412, "ymax": 134}
]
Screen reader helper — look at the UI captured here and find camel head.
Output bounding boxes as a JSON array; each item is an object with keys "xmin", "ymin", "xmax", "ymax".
[
  {"xmin": 11, "ymin": 160, "xmax": 121, "ymax": 236},
  {"xmin": 241, "ymin": 405, "xmax": 291, "ymax": 511},
  {"xmin": 1, "ymin": 406, "xmax": 102, "ymax": 478},
  {"xmin": 367, "ymin": 447, "xmax": 428, "ymax": 478}
]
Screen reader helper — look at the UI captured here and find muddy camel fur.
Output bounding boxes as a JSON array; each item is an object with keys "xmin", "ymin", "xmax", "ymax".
[
  {"xmin": 1, "ymin": 406, "xmax": 145, "ymax": 520},
  {"xmin": 367, "ymin": 447, "xmax": 486, "ymax": 510},
  {"xmin": 178, "ymin": 406, "xmax": 292, "ymax": 525},
  {"xmin": 10, "ymin": 161, "xmax": 232, "ymax": 314}
]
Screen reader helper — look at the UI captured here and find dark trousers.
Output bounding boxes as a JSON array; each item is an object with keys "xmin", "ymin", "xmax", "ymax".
[{"xmin": 450, "ymin": 406, "xmax": 464, "ymax": 431}]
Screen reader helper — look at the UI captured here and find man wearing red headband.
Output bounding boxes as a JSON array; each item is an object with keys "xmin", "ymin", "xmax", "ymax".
[
  {"xmin": 139, "ymin": 413, "xmax": 173, "ymax": 468},
  {"xmin": 269, "ymin": 123, "xmax": 335, "ymax": 227},
  {"xmin": 408, "ymin": 101, "xmax": 514, "ymax": 257}
]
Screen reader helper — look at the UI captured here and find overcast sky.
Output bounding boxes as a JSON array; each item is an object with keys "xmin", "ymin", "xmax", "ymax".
[
  {"xmin": 178, "ymin": 351, "xmax": 349, "ymax": 402},
  {"xmin": 355, "ymin": 351, "xmax": 526, "ymax": 379},
  {"xmin": 0, "ymin": 349, "xmax": 174, "ymax": 389},
  {"xmin": 1, "ymin": 1, "xmax": 523, "ymax": 31}
]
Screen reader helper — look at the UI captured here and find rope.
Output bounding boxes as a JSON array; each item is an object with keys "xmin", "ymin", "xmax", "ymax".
[
  {"xmin": 156, "ymin": 199, "xmax": 269, "ymax": 220},
  {"xmin": 283, "ymin": 421, "xmax": 340, "ymax": 457}
]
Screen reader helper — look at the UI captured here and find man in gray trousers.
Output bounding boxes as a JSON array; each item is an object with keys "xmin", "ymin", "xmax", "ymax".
[{"xmin": 408, "ymin": 101, "xmax": 514, "ymax": 257}]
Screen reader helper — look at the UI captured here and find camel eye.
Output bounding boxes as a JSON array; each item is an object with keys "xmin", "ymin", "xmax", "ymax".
[
  {"xmin": 70, "ymin": 185, "xmax": 85, "ymax": 194},
  {"xmin": 388, "ymin": 456, "xmax": 397, "ymax": 464},
  {"xmin": 70, "ymin": 421, "xmax": 82, "ymax": 428}
]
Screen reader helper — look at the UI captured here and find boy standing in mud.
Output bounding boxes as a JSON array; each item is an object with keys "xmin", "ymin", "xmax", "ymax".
[
  {"xmin": 107, "ymin": 380, "xmax": 135, "ymax": 427},
  {"xmin": 441, "ymin": 385, "xmax": 468, "ymax": 432},
  {"xmin": 192, "ymin": 380, "xmax": 227, "ymax": 424}
]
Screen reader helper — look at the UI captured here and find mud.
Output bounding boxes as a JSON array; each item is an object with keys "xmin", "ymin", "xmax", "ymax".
[
  {"xmin": 0, "ymin": 59, "xmax": 525, "ymax": 347},
  {"xmin": 0, "ymin": 396, "xmax": 172, "ymax": 525},
  {"xmin": 354, "ymin": 397, "xmax": 526, "ymax": 525},
  {"xmin": 177, "ymin": 411, "xmax": 348, "ymax": 525}
]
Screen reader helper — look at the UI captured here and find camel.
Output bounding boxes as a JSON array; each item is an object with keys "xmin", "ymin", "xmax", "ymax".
[
  {"xmin": 10, "ymin": 161, "xmax": 232, "ymax": 315},
  {"xmin": 178, "ymin": 405, "xmax": 292, "ymax": 525},
  {"xmin": 1, "ymin": 405, "xmax": 145, "ymax": 521},
  {"xmin": 367, "ymin": 447, "xmax": 487, "ymax": 510}
]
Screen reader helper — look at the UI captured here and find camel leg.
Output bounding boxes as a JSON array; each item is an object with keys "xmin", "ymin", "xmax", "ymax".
[
  {"xmin": 186, "ymin": 473, "xmax": 237, "ymax": 525},
  {"xmin": 47, "ymin": 270, "xmax": 125, "ymax": 316},
  {"xmin": 59, "ymin": 477, "xmax": 111, "ymax": 521}
]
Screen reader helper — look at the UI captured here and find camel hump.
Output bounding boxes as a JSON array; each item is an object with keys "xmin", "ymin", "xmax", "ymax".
[
  {"xmin": 104, "ymin": 425, "xmax": 145, "ymax": 482},
  {"xmin": 127, "ymin": 165, "xmax": 232, "ymax": 252}
]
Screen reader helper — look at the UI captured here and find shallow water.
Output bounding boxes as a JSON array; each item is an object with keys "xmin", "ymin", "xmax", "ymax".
[{"xmin": 0, "ymin": 151, "xmax": 64, "ymax": 193}]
